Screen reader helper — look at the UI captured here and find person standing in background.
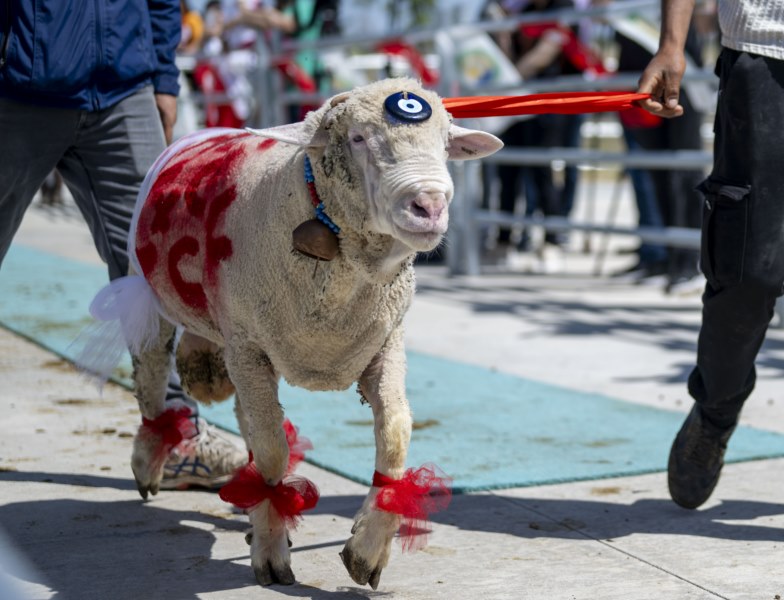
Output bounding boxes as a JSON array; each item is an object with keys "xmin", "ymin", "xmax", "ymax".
[
  {"xmin": 0, "ymin": 0, "xmax": 247, "ymax": 490},
  {"xmin": 484, "ymin": 0, "xmax": 599, "ymax": 260},
  {"xmin": 637, "ymin": 0, "xmax": 784, "ymax": 508},
  {"xmin": 179, "ymin": 0, "xmax": 206, "ymax": 55},
  {"xmin": 618, "ymin": 15, "xmax": 705, "ymax": 293}
]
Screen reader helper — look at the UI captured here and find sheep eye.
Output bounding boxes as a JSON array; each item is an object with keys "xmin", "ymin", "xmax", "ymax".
[{"xmin": 351, "ymin": 134, "xmax": 365, "ymax": 144}]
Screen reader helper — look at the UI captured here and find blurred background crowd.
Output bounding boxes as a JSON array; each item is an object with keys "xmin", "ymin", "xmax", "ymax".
[{"xmin": 39, "ymin": 0, "xmax": 722, "ymax": 295}]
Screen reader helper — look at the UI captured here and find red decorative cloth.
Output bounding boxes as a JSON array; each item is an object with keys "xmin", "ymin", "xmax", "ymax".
[
  {"xmin": 442, "ymin": 91, "xmax": 650, "ymax": 119},
  {"xmin": 192, "ymin": 62, "xmax": 245, "ymax": 128},
  {"xmin": 372, "ymin": 464, "xmax": 453, "ymax": 552},
  {"xmin": 246, "ymin": 419, "xmax": 313, "ymax": 473},
  {"xmin": 283, "ymin": 419, "xmax": 313, "ymax": 474},
  {"xmin": 519, "ymin": 23, "xmax": 608, "ymax": 77},
  {"xmin": 219, "ymin": 462, "xmax": 320, "ymax": 527},
  {"xmin": 378, "ymin": 40, "xmax": 440, "ymax": 86},
  {"xmin": 619, "ymin": 104, "xmax": 664, "ymax": 129},
  {"xmin": 139, "ymin": 407, "xmax": 197, "ymax": 465}
]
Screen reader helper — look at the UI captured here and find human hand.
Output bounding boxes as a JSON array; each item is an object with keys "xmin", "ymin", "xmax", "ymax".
[
  {"xmin": 636, "ymin": 48, "xmax": 687, "ymax": 118},
  {"xmin": 155, "ymin": 93, "xmax": 178, "ymax": 145}
]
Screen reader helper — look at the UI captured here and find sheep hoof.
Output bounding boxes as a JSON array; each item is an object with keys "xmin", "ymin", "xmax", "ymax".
[
  {"xmin": 132, "ymin": 462, "xmax": 160, "ymax": 500},
  {"xmin": 369, "ymin": 568, "xmax": 382, "ymax": 591},
  {"xmin": 133, "ymin": 475, "xmax": 160, "ymax": 500},
  {"xmin": 253, "ymin": 561, "xmax": 295, "ymax": 586},
  {"xmin": 135, "ymin": 479, "xmax": 149, "ymax": 500},
  {"xmin": 339, "ymin": 547, "xmax": 382, "ymax": 589}
]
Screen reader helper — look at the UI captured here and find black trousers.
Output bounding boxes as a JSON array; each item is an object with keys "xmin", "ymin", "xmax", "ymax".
[
  {"xmin": 496, "ymin": 114, "xmax": 576, "ymax": 243},
  {"xmin": 689, "ymin": 48, "xmax": 784, "ymax": 424}
]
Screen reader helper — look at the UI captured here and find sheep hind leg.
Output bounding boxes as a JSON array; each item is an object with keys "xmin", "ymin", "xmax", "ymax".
[
  {"xmin": 341, "ymin": 329, "xmax": 411, "ymax": 590},
  {"xmin": 224, "ymin": 341, "xmax": 294, "ymax": 585},
  {"xmin": 130, "ymin": 318, "xmax": 177, "ymax": 499}
]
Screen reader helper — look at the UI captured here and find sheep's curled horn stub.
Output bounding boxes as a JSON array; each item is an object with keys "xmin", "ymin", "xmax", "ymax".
[{"xmin": 292, "ymin": 219, "xmax": 340, "ymax": 261}]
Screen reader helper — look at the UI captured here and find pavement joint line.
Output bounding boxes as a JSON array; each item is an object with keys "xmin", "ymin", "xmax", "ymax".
[
  {"xmin": 493, "ymin": 493, "xmax": 732, "ymax": 600},
  {"xmin": 291, "ymin": 539, "xmax": 350, "ymax": 553}
]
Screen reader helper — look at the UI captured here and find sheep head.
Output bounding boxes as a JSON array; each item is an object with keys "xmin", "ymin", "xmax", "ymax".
[{"xmin": 250, "ymin": 78, "xmax": 503, "ymax": 254}]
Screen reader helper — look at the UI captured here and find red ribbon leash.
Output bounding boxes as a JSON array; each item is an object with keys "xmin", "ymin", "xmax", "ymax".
[
  {"xmin": 442, "ymin": 91, "xmax": 650, "ymax": 119},
  {"xmin": 372, "ymin": 464, "xmax": 453, "ymax": 552},
  {"xmin": 219, "ymin": 462, "xmax": 320, "ymax": 527}
]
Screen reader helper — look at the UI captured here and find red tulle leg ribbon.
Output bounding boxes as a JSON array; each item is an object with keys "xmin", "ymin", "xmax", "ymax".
[
  {"xmin": 372, "ymin": 464, "xmax": 453, "ymax": 552},
  {"xmin": 246, "ymin": 419, "xmax": 313, "ymax": 473},
  {"xmin": 139, "ymin": 407, "xmax": 197, "ymax": 467},
  {"xmin": 224, "ymin": 419, "xmax": 318, "ymax": 525},
  {"xmin": 283, "ymin": 419, "xmax": 313, "ymax": 474},
  {"xmin": 219, "ymin": 462, "xmax": 319, "ymax": 528}
]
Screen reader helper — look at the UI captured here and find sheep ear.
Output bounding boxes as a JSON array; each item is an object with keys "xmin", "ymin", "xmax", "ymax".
[
  {"xmin": 447, "ymin": 124, "xmax": 504, "ymax": 161},
  {"xmin": 246, "ymin": 123, "xmax": 328, "ymax": 148}
]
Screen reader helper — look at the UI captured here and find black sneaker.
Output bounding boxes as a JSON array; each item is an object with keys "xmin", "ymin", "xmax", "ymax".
[{"xmin": 668, "ymin": 405, "xmax": 736, "ymax": 509}]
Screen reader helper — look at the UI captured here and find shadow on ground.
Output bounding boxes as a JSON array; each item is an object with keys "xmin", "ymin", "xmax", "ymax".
[
  {"xmin": 3, "ymin": 470, "xmax": 784, "ymax": 599},
  {"xmin": 415, "ymin": 274, "xmax": 784, "ymax": 382}
]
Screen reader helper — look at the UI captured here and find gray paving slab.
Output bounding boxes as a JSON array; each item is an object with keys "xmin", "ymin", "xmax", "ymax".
[{"xmin": 3, "ymin": 192, "xmax": 784, "ymax": 599}]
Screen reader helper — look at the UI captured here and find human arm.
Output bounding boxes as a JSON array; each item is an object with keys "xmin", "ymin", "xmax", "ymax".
[
  {"xmin": 155, "ymin": 93, "xmax": 178, "ymax": 145},
  {"xmin": 225, "ymin": 3, "xmax": 297, "ymax": 34},
  {"xmin": 515, "ymin": 29, "xmax": 568, "ymax": 79},
  {"xmin": 147, "ymin": 0, "xmax": 181, "ymax": 143},
  {"xmin": 234, "ymin": 7, "xmax": 297, "ymax": 34},
  {"xmin": 636, "ymin": 0, "xmax": 696, "ymax": 117}
]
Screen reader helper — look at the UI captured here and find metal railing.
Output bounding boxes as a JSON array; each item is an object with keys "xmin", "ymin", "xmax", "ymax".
[{"xmin": 190, "ymin": 2, "xmax": 716, "ymax": 279}]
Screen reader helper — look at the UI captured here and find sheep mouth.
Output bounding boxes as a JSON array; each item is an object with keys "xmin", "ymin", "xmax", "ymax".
[{"xmin": 391, "ymin": 213, "xmax": 447, "ymax": 250}]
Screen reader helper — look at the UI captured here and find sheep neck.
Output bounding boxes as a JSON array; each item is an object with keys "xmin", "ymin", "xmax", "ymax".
[{"xmin": 304, "ymin": 155, "xmax": 340, "ymax": 234}]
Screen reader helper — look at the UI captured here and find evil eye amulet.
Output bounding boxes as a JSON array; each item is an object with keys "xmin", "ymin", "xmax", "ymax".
[{"xmin": 384, "ymin": 92, "xmax": 432, "ymax": 123}]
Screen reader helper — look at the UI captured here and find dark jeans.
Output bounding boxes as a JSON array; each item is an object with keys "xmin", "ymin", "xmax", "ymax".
[
  {"xmin": 689, "ymin": 48, "xmax": 784, "ymax": 425},
  {"xmin": 622, "ymin": 128, "xmax": 668, "ymax": 265},
  {"xmin": 496, "ymin": 114, "xmax": 578, "ymax": 244},
  {"xmin": 0, "ymin": 86, "xmax": 198, "ymax": 417}
]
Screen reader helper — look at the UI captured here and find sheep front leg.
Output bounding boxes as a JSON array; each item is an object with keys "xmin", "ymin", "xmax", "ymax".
[
  {"xmin": 130, "ymin": 318, "xmax": 177, "ymax": 499},
  {"xmin": 223, "ymin": 341, "xmax": 294, "ymax": 586},
  {"xmin": 341, "ymin": 328, "xmax": 411, "ymax": 590}
]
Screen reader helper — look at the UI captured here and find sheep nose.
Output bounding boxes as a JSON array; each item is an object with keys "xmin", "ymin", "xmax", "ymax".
[{"xmin": 410, "ymin": 191, "xmax": 447, "ymax": 220}]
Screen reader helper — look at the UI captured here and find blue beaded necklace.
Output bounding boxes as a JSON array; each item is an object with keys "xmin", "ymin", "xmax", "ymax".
[{"xmin": 304, "ymin": 155, "xmax": 340, "ymax": 234}]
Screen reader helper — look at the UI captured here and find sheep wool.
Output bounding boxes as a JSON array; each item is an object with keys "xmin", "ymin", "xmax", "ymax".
[{"xmin": 80, "ymin": 78, "xmax": 504, "ymax": 590}]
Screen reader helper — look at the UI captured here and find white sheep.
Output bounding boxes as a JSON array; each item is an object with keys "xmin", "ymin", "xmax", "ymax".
[{"xmin": 90, "ymin": 77, "xmax": 502, "ymax": 588}]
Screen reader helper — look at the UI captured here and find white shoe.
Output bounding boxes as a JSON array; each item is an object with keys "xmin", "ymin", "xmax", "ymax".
[
  {"xmin": 667, "ymin": 274, "xmax": 706, "ymax": 297},
  {"xmin": 160, "ymin": 419, "xmax": 247, "ymax": 490},
  {"xmin": 533, "ymin": 244, "xmax": 565, "ymax": 274}
]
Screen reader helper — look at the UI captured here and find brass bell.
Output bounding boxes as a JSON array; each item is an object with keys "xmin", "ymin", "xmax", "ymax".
[{"xmin": 292, "ymin": 219, "xmax": 339, "ymax": 261}]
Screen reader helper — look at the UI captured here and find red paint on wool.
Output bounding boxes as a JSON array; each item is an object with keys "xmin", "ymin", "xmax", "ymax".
[
  {"xmin": 168, "ymin": 236, "xmax": 208, "ymax": 311},
  {"xmin": 135, "ymin": 132, "xmax": 278, "ymax": 316},
  {"xmin": 136, "ymin": 242, "xmax": 157, "ymax": 276},
  {"xmin": 150, "ymin": 191, "xmax": 179, "ymax": 235},
  {"xmin": 257, "ymin": 138, "xmax": 276, "ymax": 152},
  {"xmin": 203, "ymin": 183, "xmax": 238, "ymax": 288}
]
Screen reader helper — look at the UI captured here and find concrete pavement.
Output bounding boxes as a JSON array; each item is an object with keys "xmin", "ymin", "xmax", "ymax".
[{"xmin": 2, "ymin": 193, "xmax": 784, "ymax": 599}]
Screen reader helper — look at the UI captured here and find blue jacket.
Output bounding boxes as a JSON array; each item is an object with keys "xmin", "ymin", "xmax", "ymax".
[{"xmin": 0, "ymin": 0, "xmax": 180, "ymax": 111}]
